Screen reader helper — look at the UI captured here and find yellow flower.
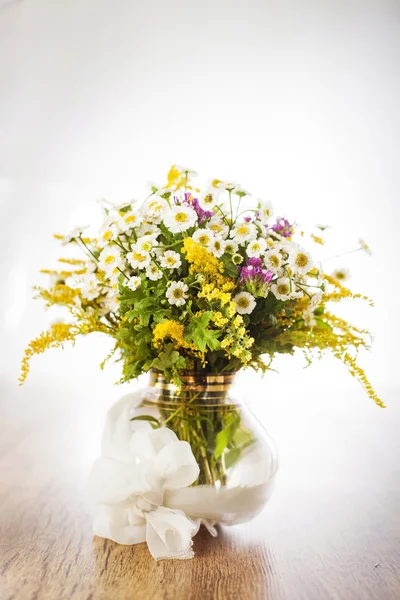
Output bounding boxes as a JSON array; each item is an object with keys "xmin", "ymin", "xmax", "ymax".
[
  {"xmin": 153, "ymin": 320, "xmax": 187, "ymax": 349},
  {"xmin": 227, "ymin": 302, "xmax": 236, "ymax": 318},
  {"xmin": 182, "ymin": 238, "xmax": 225, "ymax": 281},
  {"xmin": 233, "ymin": 315, "xmax": 243, "ymax": 327},
  {"xmin": 220, "ymin": 337, "xmax": 233, "ymax": 349},
  {"xmin": 211, "ymin": 312, "xmax": 229, "ymax": 328}
]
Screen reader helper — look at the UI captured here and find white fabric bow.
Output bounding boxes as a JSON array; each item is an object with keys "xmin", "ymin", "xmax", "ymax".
[{"xmin": 87, "ymin": 421, "xmax": 205, "ymax": 560}]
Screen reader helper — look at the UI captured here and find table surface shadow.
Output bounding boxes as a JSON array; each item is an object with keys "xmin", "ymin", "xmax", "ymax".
[{"xmin": 0, "ymin": 377, "xmax": 399, "ymax": 600}]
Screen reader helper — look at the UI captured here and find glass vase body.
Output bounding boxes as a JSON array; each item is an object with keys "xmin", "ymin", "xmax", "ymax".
[{"xmin": 129, "ymin": 370, "xmax": 278, "ymax": 526}]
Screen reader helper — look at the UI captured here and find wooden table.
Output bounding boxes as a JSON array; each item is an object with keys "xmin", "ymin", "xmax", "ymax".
[{"xmin": 1, "ymin": 372, "xmax": 399, "ymax": 600}]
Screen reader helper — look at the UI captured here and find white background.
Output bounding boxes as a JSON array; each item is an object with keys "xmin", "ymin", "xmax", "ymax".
[{"xmin": 0, "ymin": 0, "xmax": 399, "ymax": 423}]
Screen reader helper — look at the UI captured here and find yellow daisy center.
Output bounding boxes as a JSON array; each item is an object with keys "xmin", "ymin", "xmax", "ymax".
[
  {"xmin": 175, "ymin": 212, "xmax": 188, "ymax": 223},
  {"xmin": 269, "ymin": 255, "xmax": 280, "ymax": 267},
  {"xmin": 295, "ymin": 253, "xmax": 309, "ymax": 268},
  {"xmin": 237, "ymin": 297, "xmax": 250, "ymax": 308},
  {"xmin": 277, "ymin": 283, "xmax": 289, "ymax": 295}
]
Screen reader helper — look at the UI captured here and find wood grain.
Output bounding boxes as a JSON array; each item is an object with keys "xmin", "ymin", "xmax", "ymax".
[{"xmin": 1, "ymin": 378, "xmax": 399, "ymax": 600}]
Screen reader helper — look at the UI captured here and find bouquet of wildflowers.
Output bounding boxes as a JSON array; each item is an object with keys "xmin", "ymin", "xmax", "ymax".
[{"xmin": 20, "ymin": 165, "xmax": 382, "ymax": 409}]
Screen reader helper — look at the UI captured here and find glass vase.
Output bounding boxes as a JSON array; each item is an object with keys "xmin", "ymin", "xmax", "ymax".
[{"xmin": 129, "ymin": 370, "xmax": 278, "ymax": 526}]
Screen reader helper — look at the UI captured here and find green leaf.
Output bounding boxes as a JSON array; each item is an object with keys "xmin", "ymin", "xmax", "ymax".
[
  {"xmin": 313, "ymin": 306, "xmax": 324, "ymax": 316},
  {"xmin": 215, "ymin": 417, "xmax": 240, "ymax": 458},
  {"xmin": 220, "ymin": 254, "xmax": 240, "ymax": 278},
  {"xmin": 130, "ymin": 414, "xmax": 160, "ymax": 428},
  {"xmin": 314, "ymin": 318, "xmax": 332, "ymax": 331},
  {"xmin": 150, "ymin": 343, "xmax": 181, "ymax": 371},
  {"xmin": 192, "ymin": 328, "xmax": 221, "ymax": 353},
  {"xmin": 225, "ymin": 447, "xmax": 241, "ymax": 469}
]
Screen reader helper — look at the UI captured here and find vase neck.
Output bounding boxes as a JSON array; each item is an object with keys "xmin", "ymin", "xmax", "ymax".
[{"xmin": 148, "ymin": 370, "xmax": 238, "ymax": 405}]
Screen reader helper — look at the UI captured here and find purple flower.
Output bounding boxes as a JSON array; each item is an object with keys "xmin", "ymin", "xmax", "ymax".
[
  {"xmin": 271, "ymin": 217, "xmax": 293, "ymax": 238},
  {"xmin": 182, "ymin": 193, "xmax": 213, "ymax": 224},
  {"xmin": 239, "ymin": 259, "xmax": 274, "ymax": 287},
  {"xmin": 244, "ymin": 216, "xmax": 252, "ymax": 223},
  {"xmin": 246, "ymin": 257, "xmax": 263, "ymax": 268}
]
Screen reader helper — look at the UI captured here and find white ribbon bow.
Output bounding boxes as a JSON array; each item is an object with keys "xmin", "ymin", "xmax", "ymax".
[{"xmin": 87, "ymin": 422, "xmax": 206, "ymax": 560}]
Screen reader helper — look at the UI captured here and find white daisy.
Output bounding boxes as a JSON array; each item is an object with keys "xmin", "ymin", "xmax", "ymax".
[
  {"xmin": 264, "ymin": 250, "xmax": 282, "ymax": 273},
  {"xmin": 61, "ymin": 225, "xmax": 88, "ymax": 246},
  {"xmin": 207, "ymin": 216, "xmax": 229, "ymax": 239},
  {"xmin": 98, "ymin": 222, "xmax": 119, "ymax": 248},
  {"xmin": 80, "ymin": 274, "xmax": 101, "ymax": 301},
  {"xmin": 166, "ymin": 281, "xmax": 188, "ymax": 306},
  {"xmin": 125, "ymin": 276, "xmax": 142, "ymax": 291},
  {"xmin": 257, "ymin": 200, "xmax": 274, "ymax": 224},
  {"xmin": 231, "ymin": 222, "xmax": 257, "ymax": 245},
  {"xmin": 126, "ymin": 245, "xmax": 151, "ymax": 270},
  {"xmin": 216, "ymin": 180, "xmax": 239, "ymax": 191},
  {"xmin": 136, "ymin": 223, "xmax": 161, "ymax": 239},
  {"xmin": 160, "ymin": 250, "xmax": 182, "ymax": 270},
  {"xmin": 198, "ymin": 189, "xmax": 221, "ymax": 211},
  {"xmin": 145, "ymin": 196, "xmax": 169, "ymax": 223},
  {"xmin": 164, "ymin": 205, "xmax": 197, "ymax": 233},
  {"xmin": 192, "ymin": 229, "xmax": 215, "ymax": 247},
  {"xmin": 270, "ymin": 277, "xmax": 292, "ymax": 301},
  {"xmin": 247, "ymin": 238, "xmax": 267, "ymax": 258},
  {"xmin": 224, "ymin": 240, "xmax": 238, "ymax": 254},
  {"xmin": 104, "ymin": 294, "xmax": 120, "ymax": 314},
  {"xmin": 302, "ymin": 307, "xmax": 317, "ymax": 328},
  {"xmin": 233, "ymin": 291, "xmax": 256, "ymax": 315},
  {"xmin": 175, "ymin": 165, "xmax": 198, "ymax": 177},
  {"xmin": 136, "ymin": 235, "xmax": 155, "ymax": 254},
  {"xmin": 289, "ymin": 247, "xmax": 314, "ymax": 275},
  {"xmin": 332, "ymin": 268, "xmax": 350, "ymax": 282},
  {"xmin": 117, "ymin": 211, "xmax": 140, "ymax": 233},
  {"xmin": 210, "ymin": 235, "xmax": 226, "ymax": 258},
  {"xmin": 99, "ymin": 246, "xmax": 123, "ymax": 274},
  {"xmin": 146, "ymin": 262, "xmax": 163, "ymax": 281}
]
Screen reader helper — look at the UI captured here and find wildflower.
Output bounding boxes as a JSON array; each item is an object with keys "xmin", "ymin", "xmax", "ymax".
[
  {"xmin": 211, "ymin": 312, "xmax": 229, "ymax": 327},
  {"xmin": 192, "ymin": 229, "xmax": 214, "ymax": 247},
  {"xmin": 127, "ymin": 245, "xmax": 151, "ymax": 269},
  {"xmin": 80, "ymin": 274, "xmax": 101, "ymax": 300},
  {"xmin": 232, "ymin": 253, "xmax": 243, "ymax": 265},
  {"xmin": 164, "ymin": 205, "xmax": 197, "ymax": 233},
  {"xmin": 99, "ymin": 246, "xmax": 123, "ymax": 273},
  {"xmin": 270, "ymin": 277, "xmax": 292, "ymax": 301},
  {"xmin": 264, "ymin": 250, "xmax": 282, "ymax": 273},
  {"xmin": 247, "ymin": 238, "xmax": 267, "ymax": 258},
  {"xmin": 166, "ymin": 281, "xmax": 188, "ymax": 306},
  {"xmin": 136, "ymin": 235, "xmax": 155, "ymax": 253},
  {"xmin": 125, "ymin": 276, "xmax": 141, "ymax": 291},
  {"xmin": 257, "ymin": 200, "xmax": 273, "ymax": 224},
  {"xmin": 233, "ymin": 291, "xmax": 256, "ymax": 315},
  {"xmin": 145, "ymin": 196, "xmax": 169, "ymax": 223},
  {"xmin": 118, "ymin": 211, "xmax": 140, "ymax": 233},
  {"xmin": 146, "ymin": 262, "xmax": 163, "ymax": 281},
  {"xmin": 231, "ymin": 222, "xmax": 257, "ymax": 245},
  {"xmin": 333, "ymin": 268, "xmax": 350, "ymax": 282},
  {"xmin": 271, "ymin": 217, "xmax": 293, "ymax": 238},
  {"xmin": 153, "ymin": 320, "xmax": 187, "ymax": 348},
  {"xmin": 136, "ymin": 223, "xmax": 161, "ymax": 238},
  {"xmin": 98, "ymin": 222, "xmax": 119, "ymax": 248},
  {"xmin": 160, "ymin": 250, "xmax": 182, "ymax": 270},
  {"xmin": 198, "ymin": 189, "xmax": 221, "ymax": 211},
  {"xmin": 359, "ymin": 239, "xmax": 372, "ymax": 256},
  {"xmin": 210, "ymin": 235, "xmax": 226, "ymax": 258},
  {"xmin": 289, "ymin": 248, "xmax": 314, "ymax": 275},
  {"xmin": 182, "ymin": 239, "xmax": 225, "ymax": 280},
  {"xmin": 233, "ymin": 315, "xmax": 244, "ymax": 327},
  {"xmin": 59, "ymin": 226, "xmax": 88, "ymax": 246},
  {"xmin": 224, "ymin": 240, "xmax": 238, "ymax": 254},
  {"xmin": 207, "ymin": 216, "xmax": 229, "ymax": 238}
]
